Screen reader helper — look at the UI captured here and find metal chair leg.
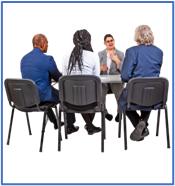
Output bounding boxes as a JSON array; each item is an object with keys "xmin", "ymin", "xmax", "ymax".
[
  {"xmin": 165, "ymin": 106, "xmax": 170, "ymax": 148},
  {"xmin": 101, "ymin": 110, "xmax": 105, "ymax": 152},
  {"xmin": 123, "ymin": 111, "xmax": 127, "ymax": 150},
  {"xmin": 26, "ymin": 112, "xmax": 32, "ymax": 135},
  {"xmin": 55, "ymin": 106, "xmax": 61, "ymax": 151},
  {"xmin": 7, "ymin": 107, "xmax": 15, "ymax": 145},
  {"xmin": 63, "ymin": 113, "xmax": 68, "ymax": 139},
  {"xmin": 156, "ymin": 109, "xmax": 161, "ymax": 136},
  {"xmin": 39, "ymin": 111, "xmax": 47, "ymax": 152},
  {"xmin": 118, "ymin": 111, "xmax": 122, "ymax": 138}
]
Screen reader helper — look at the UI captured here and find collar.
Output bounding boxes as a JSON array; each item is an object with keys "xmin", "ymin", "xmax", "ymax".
[
  {"xmin": 33, "ymin": 47, "xmax": 43, "ymax": 53},
  {"xmin": 106, "ymin": 48, "xmax": 116, "ymax": 55}
]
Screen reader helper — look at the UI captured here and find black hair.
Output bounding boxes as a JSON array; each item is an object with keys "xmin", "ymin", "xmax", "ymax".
[
  {"xmin": 68, "ymin": 29, "xmax": 93, "ymax": 74},
  {"xmin": 104, "ymin": 34, "xmax": 114, "ymax": 42}
]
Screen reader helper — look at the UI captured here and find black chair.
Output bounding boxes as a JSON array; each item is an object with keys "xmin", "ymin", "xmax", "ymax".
[
  {"xmin": 4, "ymin": 78, "xmax": 60, "ymax": 152},
  {"xmin": 118, "ymin": 77, "xmax": 170, "ymax": 150},
  {"xmin": 58, "ymin": 75, "xmax": 106, "ymax": 152}
]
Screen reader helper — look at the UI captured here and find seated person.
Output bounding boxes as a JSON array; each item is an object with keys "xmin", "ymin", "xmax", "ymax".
[
  {"xmin": 20, "ymin": 34, "xmax": 77, "ymax": 133},
  {"xmin": 62, "ymin": 29, "xmax": 101, "ymax": 135},
  {"xmin": 98, "ymin": 34, "xmax": 124, "ymax": 122},
  {"xmin": 119, "ymin": 25, "xmax": 163, "ymax": 141}
]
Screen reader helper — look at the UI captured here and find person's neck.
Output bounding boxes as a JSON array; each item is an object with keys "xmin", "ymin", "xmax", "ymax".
[
  {"xmin": 107, "ymin": 48, "xmax": 115, "ymax": 54},
  {"xmin": 34, "ymin": 46, "xmax": 43, "ymax": 52}
]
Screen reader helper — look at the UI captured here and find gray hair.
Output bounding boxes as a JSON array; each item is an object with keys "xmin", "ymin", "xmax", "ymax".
[{"xmin": 134, "ymin": 25, "xmax": 154, "ymax": 46}]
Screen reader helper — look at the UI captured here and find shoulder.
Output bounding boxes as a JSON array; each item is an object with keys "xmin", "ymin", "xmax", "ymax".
[
  {"xmin": 98, "ymin": 49, "xmax": 106, "ymax": 56},
  {"xmin": 150, "ymin": 45, "xmax": 163, "ymax": 55},
  {"xmin": 62, "ymin": 51, "xmax": 72, "ymax": 59},
  {"xmin": 83, "ymin": 50, "xmax": 99, "ymax": 60},
  {"xmin": 115, "ymin": 48, "xmax": 124, "ymax": 56}
]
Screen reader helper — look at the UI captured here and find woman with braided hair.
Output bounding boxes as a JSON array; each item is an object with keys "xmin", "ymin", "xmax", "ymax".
[{"xmin": 62, "ymin": 29, "xmax": 101, "ymax": 135}]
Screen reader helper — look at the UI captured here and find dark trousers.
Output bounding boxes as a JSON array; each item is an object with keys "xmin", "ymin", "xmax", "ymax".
[
  {"xmin": 81, "ymin": 113, "xmax": 95, "ymax": 128},
  {"xmin": 47, "ymin": 108, "xmax": 75, "ymax": 127},
  {"xmin": 125, "ymin": 110, "xmax": 151, "ymax": 128},
  {"xmin": 40, "ymin": 102, "xmax": 75, "ymax": 127}
]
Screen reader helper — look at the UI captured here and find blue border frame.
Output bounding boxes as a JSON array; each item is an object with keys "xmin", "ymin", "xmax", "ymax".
[{"xmin": 1, "ymin": 1, "xmax": 174, "ymax": 185}]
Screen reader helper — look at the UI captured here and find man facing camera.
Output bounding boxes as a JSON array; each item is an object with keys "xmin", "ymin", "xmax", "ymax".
[
  {"xmin": 98, "ymin": 34, "xmax": 124, "ymax": 122},
  {"xmin": 20, "ymin": 34, "xmax": 78, "ymax": 134}
]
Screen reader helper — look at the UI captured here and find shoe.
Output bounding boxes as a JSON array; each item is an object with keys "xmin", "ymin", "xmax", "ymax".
[
  {"xmin": 54, "ymin": 122, "xmax": 64, "ymax": 130},
  {"xmin": 84, "ymin": 125, "xmax": 101, "ymax": 135},
  {"xmin": 105, "ymin": 114, "xmax": 113, "ymax": 121},
  {"xmin": 130, "ymin": 120, "xmax": 146, "ymax": 141},
  {"xmin": 137, "ymin": 127, "xmax": 150, "ymax": 142},
  {"xmin": 114, "ymin": 113, "xmax": 119, "ymax": 123},
  {"xmin": 67, "ymin": 125, "xmax": 79, "ymax": 135}
]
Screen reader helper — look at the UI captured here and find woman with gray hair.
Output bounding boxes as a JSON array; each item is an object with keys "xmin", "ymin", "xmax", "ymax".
[{"xmin": 119, "ymin": 25, "xmax": 163, "ymax": 141}]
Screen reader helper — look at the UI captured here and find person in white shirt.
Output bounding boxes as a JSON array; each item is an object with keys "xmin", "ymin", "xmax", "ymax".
[{"xmin": 62, "ymin": 29, "xmax": 101, "ymax": 135}]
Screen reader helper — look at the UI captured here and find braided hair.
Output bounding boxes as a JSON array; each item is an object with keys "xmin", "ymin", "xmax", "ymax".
[{"xmin": 68, "ymin": 29, "xmax": 93, "ymax": 74}]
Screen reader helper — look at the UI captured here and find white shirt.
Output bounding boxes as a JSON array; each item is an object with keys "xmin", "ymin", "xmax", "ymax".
[
  {"xmin": 62, "ymin": 50, "xmax": 100, "ymax": 77},
  {"xmin": 106, "ymin": 50, "xmax": 112, "ymax": 75}
]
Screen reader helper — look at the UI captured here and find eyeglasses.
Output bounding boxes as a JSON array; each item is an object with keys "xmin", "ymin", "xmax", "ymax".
[{"xmin": 106, "ymin": 39, "xmax": 114, "ymax": 43}]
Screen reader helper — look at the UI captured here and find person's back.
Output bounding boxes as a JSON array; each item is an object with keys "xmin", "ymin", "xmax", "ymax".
[
  {"xmin": 63, "ymin": 50, "xmax": 100, "ymax": 76},
  {"xmin": 62, "ymin": 29, "xmax": 101, "ymax": 135},
  {"xmin": 119, "ymin": 25, "xmax": 163, "ymax": 142},
  {"xmin": 21, "ymin": 48, "xmax": 60, "ymax": 103},
  {"xmin": 121, "ymin": 44, "xmax": 163, "ymax": 82}
]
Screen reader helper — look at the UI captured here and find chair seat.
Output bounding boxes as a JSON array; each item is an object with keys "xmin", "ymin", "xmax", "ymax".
[{"xmin": 15, "ymin": 102, "xmax": 56, "ymax": 112}]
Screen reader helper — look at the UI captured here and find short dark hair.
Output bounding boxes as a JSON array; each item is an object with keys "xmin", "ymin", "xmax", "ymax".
[{"xmin": 104, "ymin": 34, "xmax": 114, "ymax": 42}]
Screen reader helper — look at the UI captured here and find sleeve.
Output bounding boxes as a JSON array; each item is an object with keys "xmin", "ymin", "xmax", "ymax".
[
  {"xmin": 98, "ymin": 52, "xmax": 103, "ymax": 75},
  {"xmin": 47, "ymin": 56, "xmax": 62, "ymax": 82},
  {"xmin": 121, "ymin": 49, "xmax": 136, "ymax": 82},
  {"xmin": 62, "ymin": 56, "xmax": 68, "ymax": 75},
  {"xmin": 117, "ymin": 52, "xmax": 124, "ymax": 72},
  {"xmin": 92, "ymin": 55, "xmax": 100, "ymax": 77}
]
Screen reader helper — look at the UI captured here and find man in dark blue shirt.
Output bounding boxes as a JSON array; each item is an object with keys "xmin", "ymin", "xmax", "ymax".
[{"xmin": 21, "ymin": 34, "xmax": 78, "ymax": 133}]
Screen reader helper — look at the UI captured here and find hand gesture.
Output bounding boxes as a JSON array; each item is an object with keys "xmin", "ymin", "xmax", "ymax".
[
  {"xmin": 109, "ymin": 54, "xmax": 119, "ymax": 61},
  {"xmin": 110, "ymin": 54, "xmax": 120, "ymax": 67},
  {"xmin": 100, "ymin": 64, "xmax": 108, "ymax": 72}
]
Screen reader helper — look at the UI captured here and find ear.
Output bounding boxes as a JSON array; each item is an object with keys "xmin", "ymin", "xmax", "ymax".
[
  {"xmin": 104, "ymin": 42, "xmax": 107, "ymax": 47},
  {"xmin": 40, "ymin": 43, "xmax": 44, "ymax": 49}
]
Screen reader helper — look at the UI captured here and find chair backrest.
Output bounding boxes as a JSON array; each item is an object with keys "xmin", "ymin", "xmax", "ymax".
[
  {"xmin": 59, "ymin": 75, "xmax": 102, "ymax": 108},
  {"xmin": 4, "ymin": 79, "xmax": 40, "ymax": 108},
  {"xmin": 126, "ymin": 77, "xmax": 169, "ymax": 109}
]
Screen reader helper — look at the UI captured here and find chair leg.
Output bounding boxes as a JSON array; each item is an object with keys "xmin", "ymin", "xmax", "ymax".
[
  {"xmin": 118, "ymin": 111, "xmax": 122, "ymax": 138},
  {"xmin": 63, "ymin": 113, "xmax": 68, "ymax": 139},
  {"xmin": 165, "ymin": 106, "xmax": 170, "ymax": 148},
  {"xmin": 55, "ymin": 106, "xmax": 61, "ymax": 151},
  {"xmin": 7, "ymin": 107, "xmax": 15, "ymax": 145},
  {"xmin": 123, "ymin": 111, "xmax": 127, "ymax": 150},
  {"xmin": 39, "ymin": 111, "xmax": 47, "ymax": 152},
  {"xmin": 26, "ymin": 112, "xmax": 32, "ymax": 135},
  {"xmin": 101, "ymin": 110, "xmax": 105, "ymax": 152},
  {"xmin": 156, "ymin": 109, "xmax": 161, "ymax": 136}
]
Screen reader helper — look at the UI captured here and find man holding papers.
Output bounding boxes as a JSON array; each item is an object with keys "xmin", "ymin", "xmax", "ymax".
[{"xmin": 98, "ymin": 34, "xmax": 124, "ymax": 122}]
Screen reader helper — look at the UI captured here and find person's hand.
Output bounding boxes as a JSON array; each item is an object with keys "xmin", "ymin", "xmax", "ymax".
[
  {"xmin": 110, "ymin": 53, "xmax": 118, "ymax": 61},
  {"xmin": 110, "ymin": 54, "xmax": 120, "ymax": 67},
  {"xmin": 100, "ymin": 64, "xmax": 108, "ymax": 71},
  {"xmin": 59, "ymin": 71, "xmax": 62, "ymax": 74}
]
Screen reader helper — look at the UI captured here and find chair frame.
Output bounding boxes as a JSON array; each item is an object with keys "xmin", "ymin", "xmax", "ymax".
[
  {"xmin": 4, "ymin": 78, "xmax": 60, "ymax": 152},
  {"xmin": 118, "ymin": 77, "xmax": 170, "ymax": 150},
  {"xmin": 57, "ymin": 75, "xmax": 106, "ymax": 153}
]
